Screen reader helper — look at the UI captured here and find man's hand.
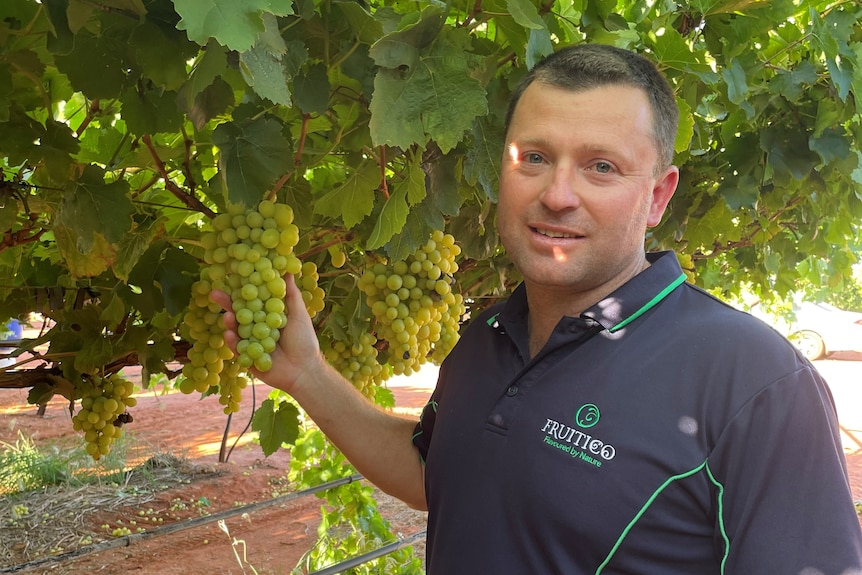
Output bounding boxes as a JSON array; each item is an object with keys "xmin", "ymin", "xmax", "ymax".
[{"xmin": 209, "ymin": 275, "xmax": 324, "ymax": 394}]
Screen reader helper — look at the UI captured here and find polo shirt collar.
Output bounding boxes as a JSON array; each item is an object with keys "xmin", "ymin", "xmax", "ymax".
[{"xmin": 495, "ymin": 250, "xmax": 687, "ymax": 337}]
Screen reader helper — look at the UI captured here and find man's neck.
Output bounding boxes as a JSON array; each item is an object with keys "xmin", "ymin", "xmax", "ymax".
[{"xmin": 524, "ymin": 257, "xmax": 651, "ymax": 358}]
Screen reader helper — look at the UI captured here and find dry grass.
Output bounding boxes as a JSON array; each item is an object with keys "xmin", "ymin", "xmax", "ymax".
[{"xmin": 0, "ymin": 454, "xmax": 215, "ymax": 569}]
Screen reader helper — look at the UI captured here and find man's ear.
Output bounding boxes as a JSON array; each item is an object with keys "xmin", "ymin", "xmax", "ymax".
[{"xmin": 647, "ymin": 165, "xmax": 680, "ymax": 227}]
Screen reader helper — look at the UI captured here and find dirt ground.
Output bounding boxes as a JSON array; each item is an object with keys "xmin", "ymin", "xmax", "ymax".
[
  {"xmin": 2, "ymin": 356, "xmax": 862, "ymax": 575},
  {"xmin": 0, "ymin": 373, "xmax": 435, "ymax": 575}
]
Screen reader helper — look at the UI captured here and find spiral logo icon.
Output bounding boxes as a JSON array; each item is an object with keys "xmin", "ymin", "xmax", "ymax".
[{"xmin": 576, "ymin": 404, "xmax": 600, "ymax": 428}]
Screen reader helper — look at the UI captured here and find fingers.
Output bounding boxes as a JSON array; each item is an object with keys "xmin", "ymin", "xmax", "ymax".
[
  {"xmin": 283, "ymin": 274, "xmax": 314, "ymax": 328},
  {"xmin": 209, "ymin": 289, "xmax": 238, "ymax": 353}
]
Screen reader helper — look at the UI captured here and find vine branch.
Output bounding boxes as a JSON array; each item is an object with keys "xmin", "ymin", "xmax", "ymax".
[{"xmin": 142, "ymin": 135, "xmax": 215, "ymax": 219}]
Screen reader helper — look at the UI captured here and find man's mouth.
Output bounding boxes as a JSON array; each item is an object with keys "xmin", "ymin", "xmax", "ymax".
[{"xmin": 533, "ymin": 227, "xmax": 581, "ymax": 239}]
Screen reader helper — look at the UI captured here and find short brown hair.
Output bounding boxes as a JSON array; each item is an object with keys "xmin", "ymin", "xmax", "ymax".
[{"xmin": 505, "ymin": 44, "xmax": 679, "ymax": 171}]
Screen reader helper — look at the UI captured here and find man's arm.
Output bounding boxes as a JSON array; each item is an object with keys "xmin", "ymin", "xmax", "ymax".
[{"xmin": 210, "ymin": 277, "xmax": 427, "ymax": 511}]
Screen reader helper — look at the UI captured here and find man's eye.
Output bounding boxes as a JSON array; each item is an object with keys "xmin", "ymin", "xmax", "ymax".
[
  {"xmin": 594, "ymin": 161, "xmax": 613, "ymax": 173},
  {"xmin": 524, "ymin": 153, "xmax": 544, "ymax": 164}
]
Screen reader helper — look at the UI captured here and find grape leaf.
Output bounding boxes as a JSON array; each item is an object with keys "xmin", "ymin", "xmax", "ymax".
[
  {"xmin": 53, "ymin": 31, "xmax": 132, "ymax": 100},
  {"xmin": 253, "ymin": 398, "xmax": 301, "ymax": 456},
  {"xmin": 212, "ymin": 117, "xmax": 293, "ymax": 207},
  {"xmin": 126, "ymin": 241, "xmax": 198, "ymax": 318},
  {"xmin": 53, "ymin": 225, "xmax": 117, "ymax": 278},
  {"xmin": 314, "ymin": 160, "xmax": 380, "ymax": 228},
  {"xmin": 507, "ymin": 0, "xmax": 545, "ymax": 30},
  {"xmin": 366, "ymin": 184, "xmax": 408, "ymax": 250},
  {"xmin": 464, "ymin": 115, "xmax": 503, "ymax": 201},
  {"xmin": 129, "ymin": 21, "xmax": 198, "ymax": 90},
  {"xmin": 769, "ymin": 61, "xmax": 817, "ymax": 102},
  {"xmin": 369, "ymin": 21, "xmax": 488, "ymax": 153},
  {"xmin": 760, "ymin": 125, "xmax": 819, "ymax": 180},
  {"xmin": 56, "ymin": 166, "xmax": 134, "ymax": 250},
  {"xmin": 174, "ymin": 0, "xmax": 295, "ymax": 52},
  {"xmin": 75, "ymin": 336, "xmax": 115, "ymax": 374},
  {"xmin": 99, "ymin": 291, "xmax": 126, "ymax": 328},
  {"xmin": 113, "ymin": 215, "xmax": 167, "ymax": 282},
  {"xmin": 293, "ymin": 63, "xmax": 330, "ymax": 115},
  {"xmin": 239, "ymin": 15, "xmax": 294, "ymax": 106},
  {"xmin": 184, "ymin": 42, "xmax": 229, "ymax": 106},
  {"xmin": 120, "ymin": 86, "xmax": 184, "ymax": 136}
]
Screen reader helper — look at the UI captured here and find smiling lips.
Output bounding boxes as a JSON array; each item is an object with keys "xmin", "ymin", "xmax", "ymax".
[{"xmin": 533, "ymin": 226, "xmax": 584, "ymax": 239}]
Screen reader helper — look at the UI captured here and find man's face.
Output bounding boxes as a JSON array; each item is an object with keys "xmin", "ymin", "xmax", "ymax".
[{"xmin": 497, "ymin": 82, "xmax": 678, "ymax": 297}]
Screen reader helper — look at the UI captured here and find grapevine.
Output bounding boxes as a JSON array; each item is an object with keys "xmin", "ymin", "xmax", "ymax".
[
  {"xmin": 71, "ymin": 373, "xmax": 137, "ymax": 460},
  {"xmin": 358, "ymin": 230, "xmax": 466, "ymax": 375}
]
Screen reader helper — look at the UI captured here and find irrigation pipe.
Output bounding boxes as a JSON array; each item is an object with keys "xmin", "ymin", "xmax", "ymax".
[
  {"xmin": 0, "ymin": 473, "xmax": 364, "ymax": 574},
  {"xmin": 306, "ymin": 529, "xmax": 427, "ymax": 575}
]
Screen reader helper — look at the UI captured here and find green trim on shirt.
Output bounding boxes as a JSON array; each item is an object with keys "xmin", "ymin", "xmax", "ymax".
[{"xmin": 608, "ymin": 273, "xmax": 687, "ymax": 333}]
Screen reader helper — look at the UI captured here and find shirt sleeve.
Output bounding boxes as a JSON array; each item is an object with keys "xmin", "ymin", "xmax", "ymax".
[
  {"xmin": 709, "ymin": 364, "xmax": 862, "ymax": 574},
  {"xmin": 411, "ymin": 389, "xmax": 439, "ymax": 464}
]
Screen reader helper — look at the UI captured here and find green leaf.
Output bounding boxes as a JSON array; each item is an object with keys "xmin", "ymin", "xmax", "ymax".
[
  {"xmin": 385, "ymin": 204, "xmax": 437, "ymax": 261},
  {"xmin": 314, "ymin": 160, "xmax": 380, "ymax": 228},
  {"xmin": 53, "ymin": 31, "xmax": 132, "ymax": 100},
  {"xmin": 333, "ymin": 1, "xmax": 383, "ymax": 45},
  {"xmin": 425, "ymin": 151, "xmax": 461, "ymax": 216},
  {"xmin": 769, "ymin": 60, "xmax": 817, "ymax": 102},
  {"xmin": 126, "ymin": 241, "xmax": 198, "ymax": 318},
  {"xmin": 526, "ymin": 27, "xmax": 554, "ymax": 69},
  {"xmin": 157, "ymin": 247, "xmax": 200, "ymax": 316},
  {"xmin": 369, "ymin": 19, "xmax": 488, "ymax": 153},
  {"xmin": 183, "ymin": 41, "xmax": 229, "ymax": 106},
  {"xmin": 113, "ymin": 215, "xmax": 167, "ymax": 282},
  {"xmin": 718, "ymin": 174, "xmax": 759, "ymax": 210},
  {"xmin": 55, "ymin": 165, "xmax": 134, "ymax": 250},
  {"xmin": 404, "ymin": 153, "xmax": 427, "ymax": 205},
  {"xmin": 721, "ymin": 57, "xmax": 749, "ymax": 106},
  {"xmin": 99, "ymin": 291, "xmax": 126, "ymax": 328},
  {"xmin": 366, "ymin": 185, "xmax": 409, "ymax": 250},
  {"xmin": 120, "ymin": 86, "xmax": 184, "ymax": 136},
  {"xmin": 212, "ymin": 117, "xmax": 293, "ymax": 206},
  {"xmin": 293, "ymin": 63, "xmax": 330, "ymax": 115},
  {"xmin": 238, "ymin": 16, "xmax": 298, "ymax": 106},
  {"xmin": 373, "ymin": 386, "xmax": 395, "ymax": 409},
  {"xmin": 181, "ymin": 76, "xmax": 235, "ymax": 131},
  {"xmin": 252, "ymin": 398, "xmax": 301, "ymax": 456},
  {"xmin": 507, "ymin": 0, "xmax": 545, "ymax": 30},
  {"xmin": 464, "ymin": 116, "xmax": 503, "ymax": 201},
  {"xmin": 760, "ymin": 125, "xmax": 819, "ymax": 180},
  {"xmin": 809, "ymin": 128, "xmax": 851, "ymax": 165},
  {"xmin": 75, "ymin": 336, "xmax": 114, "ymax": 374},
  {"xmin": 129, "ymin": 21, "xmax": 198, "ymax": 90},
  {"xmin": 174, "ymin": 0, "xmax": 295, "ymax": 51},
  {"xmin": 675, "ymin": 98, "xmax": 694, "ymax": 155}
]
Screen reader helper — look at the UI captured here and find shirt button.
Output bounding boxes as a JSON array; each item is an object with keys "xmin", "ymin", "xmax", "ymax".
[
  {"xmin": 506, "ymin": 384, "xmax": 519, "ymax": 397},
  {"xmin": 490, "ymin": 413, "xmax": 505, "ymax": 426}
]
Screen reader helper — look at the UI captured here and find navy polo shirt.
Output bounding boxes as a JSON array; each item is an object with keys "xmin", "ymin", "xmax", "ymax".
[{"xmin": 412, "ymin": 251, "xmax": 862, "ymax": 574}]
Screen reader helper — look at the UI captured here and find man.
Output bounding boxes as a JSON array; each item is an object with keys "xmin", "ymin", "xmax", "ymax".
[{"xmin": 213, "ymin": 44, "xmax": 862, "ymax": 573}]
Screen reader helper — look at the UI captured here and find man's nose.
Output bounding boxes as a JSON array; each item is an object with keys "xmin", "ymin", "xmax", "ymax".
[{"xmin": 539, "ymin": 166, "xmax": 581, "ymax": 211}]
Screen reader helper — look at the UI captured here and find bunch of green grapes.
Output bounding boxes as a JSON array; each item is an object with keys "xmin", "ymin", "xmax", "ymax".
[
  {"xmin": 297, "ymin": 261, "xmax": 326, "ymax": 319},
  {"xmin": 431, "ymin": 292, "xmax": 466, "ymax": 364},
  {"xmin": 180, "ymin": 277, "xmax": 234, "ymax": 394},
  {"xmin": 322, "ymin": 332, "xmax": 389, "ymax": 394},
  {"xmin": 185, "ymin": 199, "xmax": 301, "ymax": 379},
  {"xmin": 71, "ymin": 373, "xmax": 137, "ymax": 460},
  {"xmin": 358, "ymin": 230, "xmax": 465, "ymax": 375},
  {"xmin": 217, "ymin": 358, "xmax": 248, "ymax": 415}
]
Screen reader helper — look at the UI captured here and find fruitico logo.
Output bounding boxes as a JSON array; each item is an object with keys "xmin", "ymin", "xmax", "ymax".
[{"xmin": 540, "ymin": 403, "xmax": 616, "ymax": 468}]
